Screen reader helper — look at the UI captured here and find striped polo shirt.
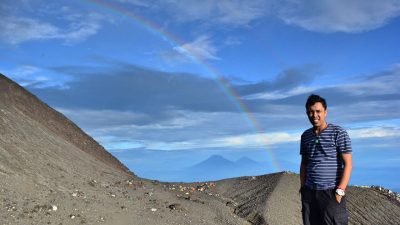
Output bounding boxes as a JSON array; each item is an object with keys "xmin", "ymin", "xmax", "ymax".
[{"xmin": 300, "ymin": 124, "xmax": 352, "ymax": 190}]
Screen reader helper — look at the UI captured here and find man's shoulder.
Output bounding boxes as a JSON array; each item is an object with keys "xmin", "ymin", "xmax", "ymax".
[
  {"xmin": 327, "ymin": 124, "xmax": 347, "ymax": 133},
  {"xmin": 301, "ymin": 127, "xmax": 314, "ymax": 134},
  {"xmin": 301, "ymin": 127, "xmax": 314, "ymax": 138}
]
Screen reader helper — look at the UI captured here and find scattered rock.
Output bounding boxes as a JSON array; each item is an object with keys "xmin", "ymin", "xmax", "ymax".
[
  {"xmin": 168, "ymin": 203, "xmax": 184, "ymax": 211},
  {"xmin": 88, "ymin": 179, "xmax": 98, "ymax": 187}
]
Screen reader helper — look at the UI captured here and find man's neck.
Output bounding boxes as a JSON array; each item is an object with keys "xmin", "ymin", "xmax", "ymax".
[{"xmin": 314, "ymin": 122, "xmax": 328, "ymax": 135}]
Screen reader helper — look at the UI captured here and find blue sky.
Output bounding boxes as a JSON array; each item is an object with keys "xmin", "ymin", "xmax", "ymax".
[{"xmin": 1, "ymin": 0, "xmax": 400, "ymax": 190}]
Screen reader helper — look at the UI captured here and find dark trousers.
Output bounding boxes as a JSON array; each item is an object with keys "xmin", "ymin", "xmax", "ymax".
[{"xmin": 301, "ymin": 187, "xmax": 348, "ymax": 225}]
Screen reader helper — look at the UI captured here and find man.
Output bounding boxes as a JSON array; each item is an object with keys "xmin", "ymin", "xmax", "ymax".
[{"xmin": 300, "ymin": 94, "xmax": 353, "ymax": 225}]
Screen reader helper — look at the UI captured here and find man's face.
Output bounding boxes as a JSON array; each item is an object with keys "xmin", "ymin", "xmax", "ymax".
[{"xmin": 307, "ymin": 102, "xmax": 327, "ymax": 128}]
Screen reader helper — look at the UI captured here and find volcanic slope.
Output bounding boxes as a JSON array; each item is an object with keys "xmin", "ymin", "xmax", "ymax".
[
  {"xmin": 1, "ymin": 73, "xmax": 399, "ymax": 225},
  {"xmin": 0, "ymin": 73, "xmax": 252, "ymax": 225}
]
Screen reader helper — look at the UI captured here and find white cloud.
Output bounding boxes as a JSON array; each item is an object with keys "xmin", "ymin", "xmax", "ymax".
[
  {"xmin": 276, "ymin": 0, "xmax": 400, "ymax": 33},
  {"xmin": 217, "ymin": 132, "xmax": 300, "ymax": 148},
  {"xmin": 119, "ymin": 0, "xmax": 400, "ymax": 33},
  {"xmin": 349, "ymin": 127, "xmax": 400, "ymax": 139},
  {"xmin": 155, "ymin": 0, "xmax": 269, "ymax": 26},
  {"xmin": 161, "ymin": 35, "xmax": 220, "ymax": 63},
  {"xmin": 143, "ymin": 126, "xmax": 400, "ymax": 151},
  {"xmin": 62, "ymin": 13, "xmax": 103, "ymax": 45},
  {"xmin": 334, "ymin": 66, "xmax": 400, "ymax": 97},
  {"xmin": 211, "ymin": 0, "xmax": 269, "ymax": 26},
  {"xmin": 224, "ymin": 36, "xmax": 242, "ymax": 46},
  {"xmin": 5, "ymin": 65, "xmax": 47, "ymax": 86},
  {"xmin": 0, "ymin": 13, "xmax": 103, "ymax": 45},
  {"xmin": 100, "ymin": 138, "xmax": 146, "ymax": 151},
  {"xmin": 245, "ymin": 85, "xmax": 317, "ymax": 100},
  {"xmin": 9, "ymin": 65, "xmax": 40, "ymax": 77},
  {"xmin": 58, "ymin": 108, "xmax": 208, "ymax": 138},
  {"xmin": 4, "ymin": 65, "xmax": 72, "ymax": 88},
  {"xmin": 131, "ymin": 131, "xmax": 301, "ymax": 151},
  {"xmin": 117, "ymin": 0, "xmax": 150, "ymax": 7},
  {"xmin": 0, "ymin": 17, "xmax": 59, "ymax": 44},
  {"xmin": 174, "ymin": 35, "xmax": 220, "ymax": 61}
]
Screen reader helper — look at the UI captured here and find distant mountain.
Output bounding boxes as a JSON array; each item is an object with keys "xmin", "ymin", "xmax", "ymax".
[
  {"xmin": 236, "ymin": 156, "xmax": 262, "ymax": 167},
  {"xmin": 189, "ymin": 155, "xmax": 236, "ymax": 170},
  {"xmin": 130, "ymin": 154, "xmax": 272, "ymax": 182},
  {"xmin": 166, "ymin": 155, "xmax": 270, "ymax": 182}
]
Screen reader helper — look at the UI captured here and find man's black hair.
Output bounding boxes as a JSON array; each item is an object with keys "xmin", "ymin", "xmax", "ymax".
[{"xmin": 305, "ymin": 94, "xmax": 327, "ymax": 110}]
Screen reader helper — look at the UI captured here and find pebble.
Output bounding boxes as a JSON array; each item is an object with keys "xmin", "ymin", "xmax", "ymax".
[{"xmin": 168, "ymin": 203, "xmax": 182, "ymax": 211}]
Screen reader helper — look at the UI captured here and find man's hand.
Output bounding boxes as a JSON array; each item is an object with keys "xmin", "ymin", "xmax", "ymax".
[{"xmin": 335, "ymin": 194, "xmax": 342, "ymax": 203}]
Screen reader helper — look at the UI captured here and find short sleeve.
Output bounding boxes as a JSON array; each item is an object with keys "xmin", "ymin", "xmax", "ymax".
[{"xmin": 336, "ymin": 130, "xmax": 352, "ymax": 154}]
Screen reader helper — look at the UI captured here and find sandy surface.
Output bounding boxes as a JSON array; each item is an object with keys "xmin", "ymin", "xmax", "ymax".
[{"xmin": 1, "ymin": 73, "xmax": 399, "ymax": 225}]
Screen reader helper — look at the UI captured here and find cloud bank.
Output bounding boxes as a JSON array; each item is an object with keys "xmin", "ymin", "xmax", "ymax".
[
  {"xmin": 3, "ymin": 0, "xmax": 399, "ymax": 47},
  {"xmin": 23, "ymin": 61, "xmax": 400, "ymax": 151},
  {"xmin": 121, "ymin": 0, "xmax": 400, "ymax": 32},
  {"xmin": 276, "ymin": 0, "xmax": 400, "ymax": 33},
  {"xmin": 0, "ymin": 1, "xmax": 105, "ymax": 45}
]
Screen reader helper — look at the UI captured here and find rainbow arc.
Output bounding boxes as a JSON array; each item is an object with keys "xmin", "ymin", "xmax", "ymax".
[{"xmin": 86, "ymin": 0, "xmax": 281, "ymax": 171}]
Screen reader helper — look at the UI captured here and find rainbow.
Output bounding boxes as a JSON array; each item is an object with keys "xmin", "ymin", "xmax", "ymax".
[{"xmin": 85, "ymin": 0, "xmax": 281, "ymax": 171}]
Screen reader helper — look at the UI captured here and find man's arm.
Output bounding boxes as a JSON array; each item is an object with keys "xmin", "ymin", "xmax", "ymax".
[
  {"xmin": 300, "ymin": 155, "xmax": 307, "ymax": 190},
  {"xmin": 336, "ymin": 153, "xmax": 352, "ymax": 202},
  {"xmin": 338, "ymin": 153, "xmax": 352, "ymax": 189}
]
